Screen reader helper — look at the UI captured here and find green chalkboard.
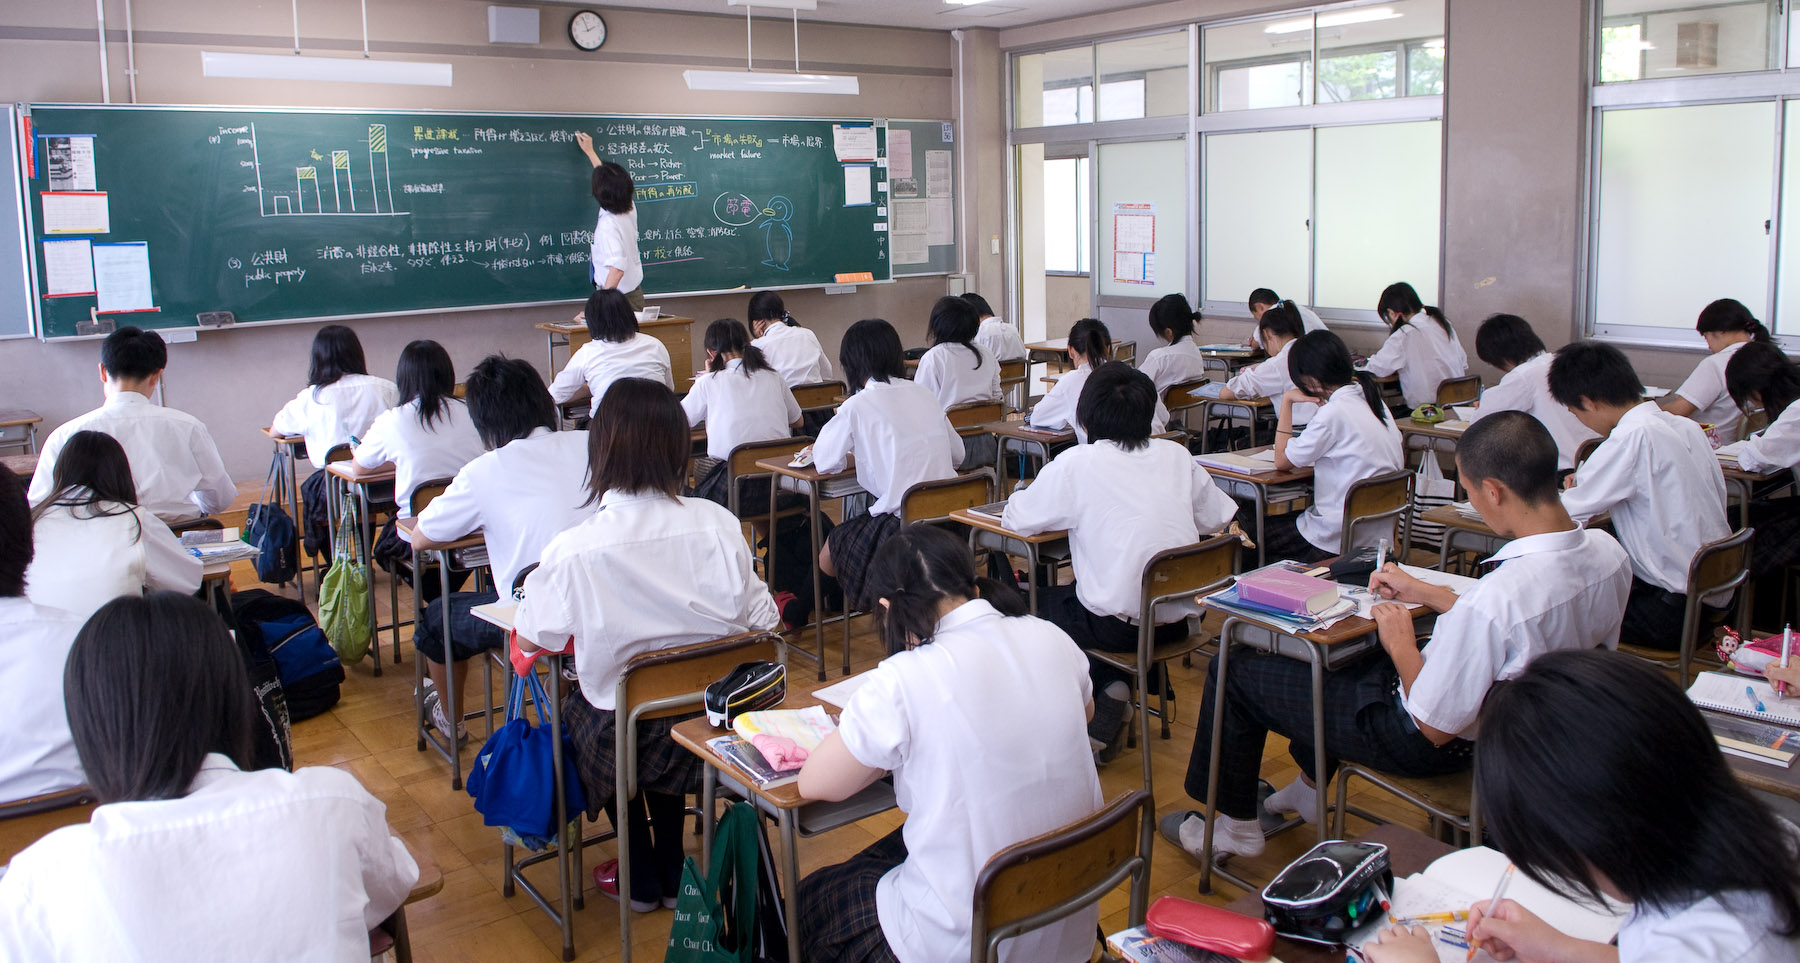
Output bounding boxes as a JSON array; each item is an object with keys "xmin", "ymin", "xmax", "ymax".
[{"xmin": 23, "ymin": 105, "xmax": 891, "ymax": 339}]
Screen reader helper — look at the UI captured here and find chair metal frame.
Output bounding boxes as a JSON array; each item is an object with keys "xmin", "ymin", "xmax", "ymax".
[
  {"xmin": 1341, "ymin": 467, "xmax": 1416, "ymax": 557},
  {"xmin": 1333, "ymin": 762, "xmax": 1483, "ymax": 848},
  {"xmin": 408, "ymin": 478, "xmax": 500, "ymax": 791},
  {"xmin": 1619, "ymin": 526, "xmax": 1755, "ymax": 686}
]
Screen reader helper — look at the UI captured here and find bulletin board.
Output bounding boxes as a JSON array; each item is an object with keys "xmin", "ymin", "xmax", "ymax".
[{"xmin": 887, "ymin": 118, "xmax": 958, "ymax": 277}]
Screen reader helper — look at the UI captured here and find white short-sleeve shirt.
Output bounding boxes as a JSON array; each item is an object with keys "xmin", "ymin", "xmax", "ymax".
[
  {"xmin": 590, "ymin": 207, "xmax": 644, "ymax": 293},
  {"xmin": 29, "ymin": 392, "xmax": 237, "ymax": 521},
  {"xmin": 1617, "ymin": 889, "xmax": 1800, "ymax": 963},
  {"xmin": 352, "ymin": 398, "xmax": 487, "ymax": 517},
  {"xmin": 973, "ymin": 317, "xmax": 1027, "ymax": 363},
  {"xmin": 1282, "ymin": 384, "xmax": 1405, "ymax": 553},
  {"xmin": 1363, "ymin": 315, "xmax": 1470, "ymax": 409},
  {"xmin": 836, "ymin": 600, "xmax": 1103, "ymax": 963},
  {"xmin": 548, "ymin": 333, "xmax": 674, "ymax": 416},
  {"xmin": 1138, "ymin": 339, "xmax": 1208, "ymax": 395},
  {"xmin": 0, "ymin": 597, "xmax": 86, "ymax": 805},
  {"xmin": 1467, "ymin": 353, "xmax": 1599, "ymax": 471},
  {"xmin": 1029, "ymin": 363, "xmax": 1171, "ymax": 443},
  {"xmin": 753, "ymin": 322, "xmax": 834, "ymax": 387},
  {"xmin": 25, "ymin": 498, "xmax": 202, "ymax": 620},
  {"xmin": 1401, "ymin": 527, "xmax": 1631, "ymax": 739},
  {"xmin": 914, "ymin": 342, "xmax": 1001, "ymax": 409},
  {"xmin": 1736, "ymin": 402, "xmax": 1800, "ymax": 475},
  {"xmin": 813, "ymin": 378, "xmax": 964, "ymax": 517},
  {"xmin": 0, "ymin": 756, "xmax": 419, "ymax": 962},
  {"xmin": 1003, "ymin": 439, "xmax": 1239, "ymax": 622},
  {"xmin": 1224, "ymin": 341, "xmax": 1316, "ymax": 425},
  {"xmin": 682, "ymin": 359, "xmax": 802, "ymax": 461},
  {"xmin": 1674, "ymin": 339, "xmax": 1749, "ymax": 442},
  {"xmin": 271, "ymin": 373, "xmax": 400, "ymax": 470}
]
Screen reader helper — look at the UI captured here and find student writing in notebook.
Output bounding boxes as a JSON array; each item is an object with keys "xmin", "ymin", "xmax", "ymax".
[
  {"xmin": 1365, "ymin": 650, "xmax": 1800, "ymax": 963},
  {"xmin": 1361, "ymin": 281, "xmax": 1468, "ymax": 412},
  {"xmin": 1248, "ymin": 287, "xmax": 1326, "ymax": 350},
  {"xmin": 681, "ymin": 318, "xmax": 803, "ymax": 509},
  {"xmin": 1466, "ymin": 313, "xmax": 1596, "ymax": 473},
  {"xmin": 548, "ymin": 288, "xmax": 673, "ymax": 417},
  {"xmin": 1664, "ymin": 297, "xmax": 1772, "ymax": 443},
  {"xmin": 963, "ymin": 291, "xmax": 1026, "ymax": 363},
  {"xmin": 1217, "ymin": 300, "xmax": 1317, "ymax": 426},
  {"xmin": 1030, "ymin": 318, "xmax": 1170, "ymax": 441},
  {"xmin": 1138, "ymin": 292, "xmax": 1208, "ymax": 394},
  {"xmin": 748, "ymin": 290, "xmax": 834, "ymax": 387},
  {"xmin": 1550, "ymin": 342, "xmax": 1731, "ymax": 651},
  {"xmin": 1171, "ymin": 413, "xmax": 1630, "ymax": 861},
  {"xmin": 1724, "ymin": 341, "xmax": 1800, "ymax": 580}
]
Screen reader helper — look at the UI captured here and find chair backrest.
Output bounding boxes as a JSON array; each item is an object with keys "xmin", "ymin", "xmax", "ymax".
[
  {"xmin": 1162, "ymin": 379, "xmax": 1214, "ymax": 415},
  {"xmin": 968, "ymin": 789, "xmax": 1154, "ymax": 963},
  {"xmin": 998, "ymin": 359, "xmax": 1028, "ymax": 386},
  {"xmin": 167, "ymin": 516, "xmax": 224, "ymax": 537},
  {"xmin": 900, "ymin": 470, "xmax": 998, "ymax": 526},
  {"xmin": 1138, "ymin": 535, "xmax": 1239, "ymax": 621},
  {"xmin": 1691, "ymin": 526, "xmax": 1755, "ymax": 603},
  {"xmin": 728, "ymin": 436, "xmax": 813, "ymax": 479},
  {"xmin": 1435, "ymin": 375, "xmax": 1481, "ymax": 407},
  {"xmin": 0, "ymin": 786, "xmax": 98, "ymax": 866},
  {"xmin": 946, "ymin": 400, "xmax": 1005, "ymax": 432},
  {"xmin": 1739, "ymin": 408, "xmax": 1771, "ymax": 441},
  {"xmin": 614, "ymin": 632, "xmax": 785, "ymax": 799},
  {"xmin": 1574, "ymin": 437, "xmax": 1602, "ymax": 468},
  {"xmin": 791, "ymin": 380, "xmax": 847, "ymax": 412},
  {"xmin": 410, "ymin": 476, "xmax": 456, "ymax": 518},
  {"xmin": 1112, "ymin": 340, "xmax": 1136, "ymax": 366},
  {"xmin": 324, "ymin": 443, "xmax": 353, "ymax": 465},
  {"xmin": 1342, "ymin": 468, "xmax": 1415, "ymax": 555}
]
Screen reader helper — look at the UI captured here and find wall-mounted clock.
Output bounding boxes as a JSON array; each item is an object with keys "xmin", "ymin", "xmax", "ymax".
[{"xmin": 569, "ymin": 10, "xmax": 607, "ymax": 51}]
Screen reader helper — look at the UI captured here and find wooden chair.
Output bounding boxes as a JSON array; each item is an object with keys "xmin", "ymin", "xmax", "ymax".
[
  {"xmin": 900, "ymin": 469, "xmax": 998, "ymax": 527},
  {"xmin": 1619, "ymin": 526, "xmax": 1755, "ymax": 686},
  {"xmin": 790, "ymin": 380, "xmax": 847, "ymax": 413},
  {"xmin": 1341, "ymin": 468, "xmax": 1415, "ymax": 557},
  {"xmin": 1434, "ymin": 375, "xmax": 1481, "ymax": 407},
  {"xmin": 722, "ymin": 436, "xmax": 813, "ymax": 519},
  {"xmin": 1113, "ymin": 340, "xmax": 1137, "ymax": 366},
  {"xmin": 407, "ymin": 478, "xmax": 501, "ymax": 790},
  {"xmin": 946, "ymin": 400, "xmax": 1005, "ymax": 433},
  {"xmin": 1333, "ymin": 764, "xmax": 1482, "ymax": 848},
  {"xmin": 1085, "ymin": 535, "xmax": 1237, "ymax": 796},
  {"xmin": 0, "ymin": 786, "xmax": 97, "ymax": 866},
  {"xmin": 968, "ymin": 789, "xmax": 1154, "ymax": 963},
  {"xmin": 1163, "ymin": 378, "xmax": 1215, "ymax": 444},
  {"xmin": 999, "ymin": 359, "xmax": 1029, "ymax": 411},
  {"xmin": 1575, "ymin": 436, "xmax": 1602, "ymax": 468}
]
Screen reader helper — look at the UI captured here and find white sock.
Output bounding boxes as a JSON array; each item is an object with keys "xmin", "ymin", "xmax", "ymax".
[
  {"xmin": 1265, "ymin": 777, "xmax": 1321, "ymax": 824},
  {"xmin": 1176, "ymin": 811, "xmax": 1265, "ymax": 858}
]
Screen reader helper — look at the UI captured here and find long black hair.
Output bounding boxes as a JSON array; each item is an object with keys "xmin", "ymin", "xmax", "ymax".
[
  {"xmin": 1148, "ymin": 293, "xmax": 1199, "ymax": 343},
  {"xmin": 1288, "ymin": 330, "xmax": 1388, "ymax": 423},
  {"xmin": 397, "ymin": 339, "xmax": 456, "ymax": 429},
  {"xmin": 306, "ymin": 324, "xmax": 369, "ymax": 388},
  {"xmin": 1725, "ymin": 340, "xmax": 1800, "ymax": 420},
  {"xmin": 839, "ymin": 318, "xmax": 906, "ymax": 391},
  {"xmin": 1067, "ymin": 317, "xmax": 1111, "ymax": 365},
  {"xmin": 864, "ymin": 523, "xmax": 1026, "ymax": 655},
  {"xmin": 65, "ymin": 592, "xmax": 258, "ymax": 802},
  {"xmin": 585, "ymin": 378, "xmax": 688, "ymax": 504},
  {"xmin": 1377, "ymin": 282, "xmax": 1453, "ymax": 338},
  {"xmin": 31, "ymin": 430, "xmax": 143, "ymax": 542},
  {"xmin": 1697, "ymin": 298, "xmax": 1774, "ymax": 343},
  {"xmin": 747, "ymin": 291, "xmax": 793, "ymax": 333},
  {"xmin": 0, "ymin": 465, "xmax": 30, "ymax": 597},
  {"xmin": 703, "ymin": 318, "xmax": 773, "ymax": 376},
  {"xmin": 1477, "ymin": 649, "xmax": 1800, "ymax": 934},
  {"xmin": 929, "ymin": 296, "xmax": 983, "ymax": 370}
]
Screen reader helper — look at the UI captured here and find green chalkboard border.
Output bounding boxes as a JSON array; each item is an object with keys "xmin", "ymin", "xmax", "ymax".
[{"xmin": 22, "ymin": 103, "xmax": 896, "ymax": 341}]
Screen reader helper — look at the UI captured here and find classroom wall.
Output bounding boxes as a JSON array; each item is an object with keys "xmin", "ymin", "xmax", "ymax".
[{"xmin": 0, "ymin": 0, "xmax": 960, "ymax": 482}]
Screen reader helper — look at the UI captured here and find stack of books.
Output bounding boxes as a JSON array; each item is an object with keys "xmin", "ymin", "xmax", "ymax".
[
  {"xmin": 1201, "ymin": 561, "xmax": 1356, "ymax": 632},
  {"xmin": 180, "ymin": 527, "xmax": 260, "ymax": 565}
]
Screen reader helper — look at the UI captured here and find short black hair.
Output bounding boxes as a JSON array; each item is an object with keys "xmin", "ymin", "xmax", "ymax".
[
  {"xmin": 1247, "ymin": 288, "xmax": 1281, "ymax": 310},
  {"xmin": 586, "ymin": 378, "xmax": 688, "ymax": 503},
  {"xmin": 1149, "ymin": 293, "xmax": 1198, "ymax": 342},
  {"xmin": 307, "ymin": 324, "xmax": 369, "ymax": 388},
  {"xmin": 1456, "ymin": 411, "xmax": 1559, "ymax": 506},
  {"xmin": 1726, "ymin": 340, "xmax": 1800, "ymax": 420},
  {"xmin": 1474, "ymin": 314, "xmax": 1548, "ymax": 370},
  {"xmin": 1548, "ymin": 341, "xmax": 1644, "ymax": 409},
  {"xmin": 65, "ymin": 592, "xmax": 257, "ymax": 803},
  {"xmin": 928, "ymin": 296, "xmax": 982, "ymax": 369},
  {"xmin": 591, "ymin": 161, "xmax": 635, "ymax": 215},
  {"xmin": 397, "ymin": 339, "xmax": 456, "ymax": 430},
  {"xmin": 865, "ymin": 524, "xmax": 1026, "ymax": 655},
  {"xmin": 464, "ymin": 355, "xmax": 555, "ymax": 449},
  {"xmin": 0, "ymin": 465, "xmax": 31, "ymax": 597},
  {"xmin": 840, "ymin": 318, "xmax": 906, "ymax": 391},
  {"xmin": 584, "ymin": 288, "xmax": 640, "ymax": 343},
  {"xmin": 1477, "ymin": 649, "xmax": 1800, "ymax": 935},
  {"xmin": 960, "ymin": 292, "xmax": 995, "ymax": 319},
  {"xmin": 1077, "ymin": 361, "xmax": 1156, "ymax": 450},
  {"xmin": 100, "ymin": 326, "xmax": 167, "ymax": 381}
]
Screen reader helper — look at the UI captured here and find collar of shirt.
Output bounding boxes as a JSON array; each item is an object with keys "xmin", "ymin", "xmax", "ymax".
[
  {"xmin": 104, "ymin": 390, "xmax": 152, "ymax": 410},
  {"xmin": 856, "ymin": 376, "xmax": 906, "ymax": 396},
  {"xmin": 933, "ymin": 598, "xmax": 1000, "ymax": 636},
  {"xmin": 1485, "ymin": 525, "xmax": 1586, "ymax": 566},
  {"xmin": 191, "ymin": 752, "xmax": 244, "ymax": 788},
  {"xmin": 1328, "ymin": 382, "xmax": 1362, "ymax": 405},
  {"xmin": 597, "ymin": 488, "xmax": 674, "ymax": 510},
  {"xmin": 1618, "ymin": 399, "xmax": 1663, "ymax": 430}
]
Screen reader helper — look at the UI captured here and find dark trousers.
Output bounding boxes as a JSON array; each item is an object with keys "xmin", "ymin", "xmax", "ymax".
[
  {"xmin": 1037, "ymin": 582, "xmax": 1185, "ymax": 691},
  {"xmin": 798, "ymin": 827, "xmax": 905, "ymax": 963},
  {"xmin": 1621, "ymin": 576, "xmax": 1730, "ymax": 652},
  {"xmin": 1182, "ymin": 649, "xmax": 1471, "ymax": 821},
  {"xmin": 603, "ymin": 789, "xmax": 686, "ymax": 901},
  {"xmin": 412, "ymin": 589, "xmax": 505, "ymax": 664},
  {"xmin": 1240, "ymin": 507, "xmax": 1334, "ymax": 564}
]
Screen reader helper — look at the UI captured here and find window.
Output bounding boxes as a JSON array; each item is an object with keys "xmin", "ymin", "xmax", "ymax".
[
  {"xmin": 1043, "ymin": 156, "xmax": 1091, "ymax": 273},
  {"xmin": 1015, "ymin": 46, "xmax": 1094, "ymax": 128},
  {"xmin": 1204, "ymin": 0, "xmax": 1444, "ymax": 112},
  {"xmin": 1598, "ymin": 0, "xmax": 1778, "ymax": 82},
  {"xmin": 1098, "ymin": 33, "xmax": 1189, "ymax": 119}
]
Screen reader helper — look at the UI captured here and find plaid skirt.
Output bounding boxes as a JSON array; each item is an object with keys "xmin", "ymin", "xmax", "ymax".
[
  {"xmin": 798, "ymin": 827, "xmax": 906, "ymax": 963},
  {"xmin": 826, "ymin": 510, "xmax": 901, "ymax": 610},
  {"xmin": 688, "ymin": 459, "xmax": 804, "ymax": 518},
  {"xmin": 562, "ymin": 687, "xmax": 705, "ymax": 818}
]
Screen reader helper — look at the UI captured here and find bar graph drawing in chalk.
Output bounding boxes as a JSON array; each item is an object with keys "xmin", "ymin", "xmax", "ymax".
[{"xmin": 250, "ymin": 122, "xmax": 406, "ymax": 218}]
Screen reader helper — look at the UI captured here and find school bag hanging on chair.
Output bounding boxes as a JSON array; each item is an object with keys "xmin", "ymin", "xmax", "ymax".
[
  {"xmin": 318, "ymin": 496, "xmax": 373, "ymax": 665},
  {"xmin": 465, "ymin": 665, "xmax": 586, "ymax": 849},
  {"xmin": 666, "ymin": 801, "xmax": 760, "ymax": 963},
  {"xmin": 245, "ymin": 449, "xmax": 299, "ymax": 586},
  {"xmin": 1409, "ymin": 450, "xmax": 1456, "ymax": 552}
]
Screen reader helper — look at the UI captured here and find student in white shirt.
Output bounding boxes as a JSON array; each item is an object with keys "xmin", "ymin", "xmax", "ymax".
[
  {"xmin": 682, "ymin": 317, "xmax": 803, "ymax": 508},
  {"xmin": 748, "ymin": 290, "xmax": 835, "ymax": 388},
  {"xmin": 1218, "ymin": 301, "xmax": 1317, "ymax": 428},
  {"xmin": 963, "ymin": 291, "xmax": 1026, "ymax": 363},
  {"xmin": 549, "ymin": 288, "xmax": 674, "ymax": 417},
  {"xmin": 409, "ymin": 356, "xmax": 596, "ymax": 742},
  {"xmin": 915, "ymin": 295, "xmax": 1003, "ymax": 408},
  {"xmin": 1138, "ymin": 292, "xmax": 1208, "ymax": 394},
  {"xmin": 513, "ymin": 378, "xmax": 778, "ymax": 914},
  {"xmin": 1468, "ymin": 314, "xmax": 1597, "ymax": 473},
  {"xmin": 1006, "ymin": 363, "xmax": 1240, "ymax": 756},
  {"xmin": 576, "ymin": 132, "xmax": 645, "ymax": 311},
  {"xmin": 1248, "ymin": 287, "xmax": 1327, "ymax": 350},
  {"xmin": 0, "ymin": 591, "xmax": 419, "ymax": 961},
  {"xmin": 1364, "ymin": 650, "xmax": 1800, "ymax": 963},
  {"xmin": 271, "ymin": 324, "xmax": 399, "ymax": 470},
  {"xmin": 1171, "ymin": 413, "xmax": 1632, "ymax": 861},
  {"xmin": 1262, "ymin": 331, "xmax": 1405, "ymax": 562},
  {"xmin": 1031, "ymin": 318, "xmax": 1171, "ymax": 442},
  {"xmin": 796, "ymin": 525, "xmax": 1103, "ymax": 963},
  {"xmin": 25, "ymin": 430, "xmax": 200, "ymax": 620},
  {"xmin": 812, "ymin": 318, "xmax": 966, "ymax": 610},
  {"xmin": 0, "ymin": 467, "xmax": 87, "ymax": 805},
  {"xmin": 1665, "ymin": 297, "xmax": 1772, "ymax": 444},
  {"xmin": 1550, "ymin": 342, "xmax": 1731, "ymax": 651},
  {"xmin": 1723, "ymin": 341, "xmax": 1800, "ymax": 579},
  {"xmin": 29, "ymin": 325, "xmax": 236, "ymax": 523},
  {"xmin": 1362, "ymin": 281, "xmax": 1469, "ymax": 411},
  {"xmin": 353, "ymin": 339, "xmax": 486, "ymax": 518}
]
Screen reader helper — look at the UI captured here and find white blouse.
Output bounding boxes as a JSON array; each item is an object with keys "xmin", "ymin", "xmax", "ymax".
[
  {"xmin": 682, "ymin": 359, "xmax": 802, "ymax": 461},
  {"xmin": 753, "ymin": 322, "xmax": 835, "ymax": 387},
  {"xmin": 29, "ymin": 391, "xmax": 237, "ymax": 522},
  {"xmin": 814, "ymin": 378, "xmax": 965, "ymax": 517},
  {"xmin": 1673, "ymin": 340, "xmax": 1749, "ymax": 442},
  {"xmin": 914, "ymin": 341, "xmax": 1002, "ymax": 409},
  {"xmin": 590, "ymin": 206, "xmax": 644, "ymax": 293},
  {"xmin": 271, "ymin": 373, "xmax": 399, "ymax": 470},
  {"xmin": 0, "ymin": 597, "xmax": 86, "ymax": 805},
  {"xmin": 1362, "ymin": 314, "xmax": 1469, "ymax": 409},
  {"xmin": 548, "ymin": 333, "xmax": 674, "ymax": 416},
  {"xmin": 1283, "ymin": 383, "xmax": 1405, "ymax": 553},
  {"xmin": 351, "ymin": 398, "xmax": 487, "ymax": 517},
  {"xmin": 1030, "ymin": 363, "xmax": 1171, "ymax": 443},
  {"xmin": 25, "ymin": 498, "xmax": 202, "ymax": 620},
  {"xmin": 1617, "ymin": 889, "xmax": 1800, "ymax": 963},
  {"xmin": 973, "ymin": 317, "xmax": 1027, "ymax": 363},
  {"xmin": 1224, "ymin": 341, "xmax": 1316, "ymax": 425},
  {"xmin": 1138, "ymin": 339, "xmax": 1209, "ymax": 395},
  {"xmin": 1467, "ymin": 352, "xmax": 1598, "ymax": 471}
]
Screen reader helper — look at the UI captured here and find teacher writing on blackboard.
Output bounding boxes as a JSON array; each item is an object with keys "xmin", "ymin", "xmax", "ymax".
[{"xmin": 576, "ymin": 132, "xmax": 644, "ymax": 312}]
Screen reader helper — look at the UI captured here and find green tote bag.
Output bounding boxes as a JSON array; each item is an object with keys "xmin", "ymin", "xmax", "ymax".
[
  {"xmin": 317, "ymin": 497, "xmax": 372, "ymax": 665},
  {"xmin": 665, "ymin": 801, "xmax": 758, "ymax": 963}
]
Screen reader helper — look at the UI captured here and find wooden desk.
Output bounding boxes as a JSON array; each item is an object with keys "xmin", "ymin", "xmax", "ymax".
[
  {"xmin": 756, "ymin": 456, "xmax": 866, "ymax": 680},
  {"xmin": 1199, "ymin": 446, "xmax": 1314, "ymax": 567},
  {"xmin": 1221, "ymin": 824, "xmax": 1455, "ymax": 963},
  {"xmin": 1398, "ymin": 418, "xmax": 1468, "ymax": 451},
  {"xmin": 1720, "ymin": 458, "xmax": 1783, "ymax": 531},
  {"xmin": 261, "ymin": 428, "xmax": 313, "ymax": 603},
  {"xmin": 0, "ymin": 408, "xmax": 42, "ymax": 454},
  {"xmin": 396, "ymin": 516, "xmax": 491, "ymax": 789},
  {"xmin": 326, "ymin": 459, "xmax": 398, "ymax": 674},
  {"xmin": 985, "ymin": 420, "xmax": 1075, "ymax": 496},
  {"xmin": 1197, "ymin": 395, "xmax": 1273, "ymax": 453},
  {"xmin": 2, "ymin": 452, "xmax": 37, "ymax": 479},
  {"xmin": 1710, "ymin": 711, "xmax": 1800, "ymax": 804},
  {"xmin": 536, "ymin": 315, "xmax": 697, "ymax": 394},
  {"xmin": 948, "ymin": 505, "xmax": 1067, "ymax": 613}
]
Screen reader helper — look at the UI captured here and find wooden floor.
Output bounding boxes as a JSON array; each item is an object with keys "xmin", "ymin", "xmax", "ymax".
[{"xmin": 258, "ymin": 555, "xmax": 1435, "ymax": 963}]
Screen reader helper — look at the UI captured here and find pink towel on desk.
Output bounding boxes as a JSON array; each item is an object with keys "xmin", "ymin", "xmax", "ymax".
[{"xmin": 751, "ymin": 734, "xmax": 809, "ymax": 771}]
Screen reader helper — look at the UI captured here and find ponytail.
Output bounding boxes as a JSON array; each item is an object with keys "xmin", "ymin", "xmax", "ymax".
[
  {"xmin": 864, "ymin": 524, "xmax": 1026, "ymax": 656},
  {"xmin": 1149, "ymin": 293, "xmax": 1199, "ymax": 343},
  {"xmin": 1288, "ymin": 330, "xmax": 1389, "ymax": 424},
  {"xmin": 1421, "ymin": 305, "xmax": 1454, "ymax": 338},
  {"xmin": 1067, "ymin": 317, "xmax": 1112, "ymax": 365},
  {"xmin": 1697, "ymin": 297, "xmax": 1772, "ymax": 343},
  {"xmin": 702, "ymin": 318, "xmax": 772, "ymax": 377},
  {"xmin": 1376, "ymin": 281, "xmax": 1448, "ymax": 335},
  {"xmin": 1257, "ymin": 301, "xmax": 1306, "ymax": 343},
  {"xmin": 1353, "ymin": 371, "xmax": 1392, "ymax": 424}
]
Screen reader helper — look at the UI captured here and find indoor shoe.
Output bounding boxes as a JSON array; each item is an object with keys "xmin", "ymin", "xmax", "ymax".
[
  {"xmin": 593, "ymin": 859, "xmax": 661, "ymax": 914},
  {"xmin": 1159, "ymin": 809, "xmax": 1266, "ymax": 862},
  {"xmin": 423, "ymin": 690, "xmax": 469, "ymax": 747},
  {"xmin": 773, "ymin": 590, "xmax": 800, "ymax": 632},
  {"xmin": 1255, "ymin": 778, "xmax": 1286, "ymax": 834},
  {"xmin": 1089, "ymin": 694, "xmax": 1130, "ymax": 764}
]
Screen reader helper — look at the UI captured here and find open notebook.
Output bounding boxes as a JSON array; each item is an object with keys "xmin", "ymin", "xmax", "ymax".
[
  {"xmin": 1689, "ymin": 671, "xmax": 1800, "ymax": 728},
  {"xmin": 1195, "ymin": 449, "xmax": 1277, "ymax": 473}
]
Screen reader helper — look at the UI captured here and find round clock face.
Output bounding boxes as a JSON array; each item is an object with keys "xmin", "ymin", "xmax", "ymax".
[{"xmin": 569, "ymin": 10, "xmax": 606, "ymax": 51}]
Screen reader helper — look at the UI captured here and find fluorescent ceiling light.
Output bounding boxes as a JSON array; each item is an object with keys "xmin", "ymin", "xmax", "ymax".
[
  {"xmin": 683, "ymin": 70, "xmax": 859, "ymax": 94},
  {"xmin": 727, "ymin": 0, "xmax": 818, "ymax": 7},
  {"xmin": 1265, "ymin": 7, "xmax": 1403, "ymax": 34},
  {"xmin": 945, "ymin": 0, "xmax": 1001, "ymax": 5},
  {"xmin": 201, "ymin": 51, "xmax": 452, "ymax": 87}
]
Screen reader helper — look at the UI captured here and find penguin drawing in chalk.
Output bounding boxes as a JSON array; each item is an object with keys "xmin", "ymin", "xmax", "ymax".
[{"xmin": 759, "ymin": 196, "xmax": 794, "ymax": 271}]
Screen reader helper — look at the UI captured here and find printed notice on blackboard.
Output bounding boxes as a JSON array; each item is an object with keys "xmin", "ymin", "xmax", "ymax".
[
  {"xmin": 46, "ymin": 136, "xmax": 97, "ymax": 191},
  {"xmin": 93, "ymin": 242, "xmax": 156, "ymax": 313},
  {"xmin": 42, "ymin": 238, "xmax": 96, "ymax": 297},
  {"xmin": 892, "ymin": 232, "xmax": 930, "ymax": 265},
  {"xmin": 42, "ymin": 191, "xmax": 110, "ymax": 235},
  {"xmin": 887, "ymin": 129, "xmax": 914, "ymax": 180},
  {"xmin": 832, "ymin": 124, "xmax": 877, "ymax": 163},
  {"xmin": 925, "ymin": 150, "xmax": 953, "ymax": 198},
  {"xmin": 843, "ymin": 165, "xmax": 874, "ymax": 207}
]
